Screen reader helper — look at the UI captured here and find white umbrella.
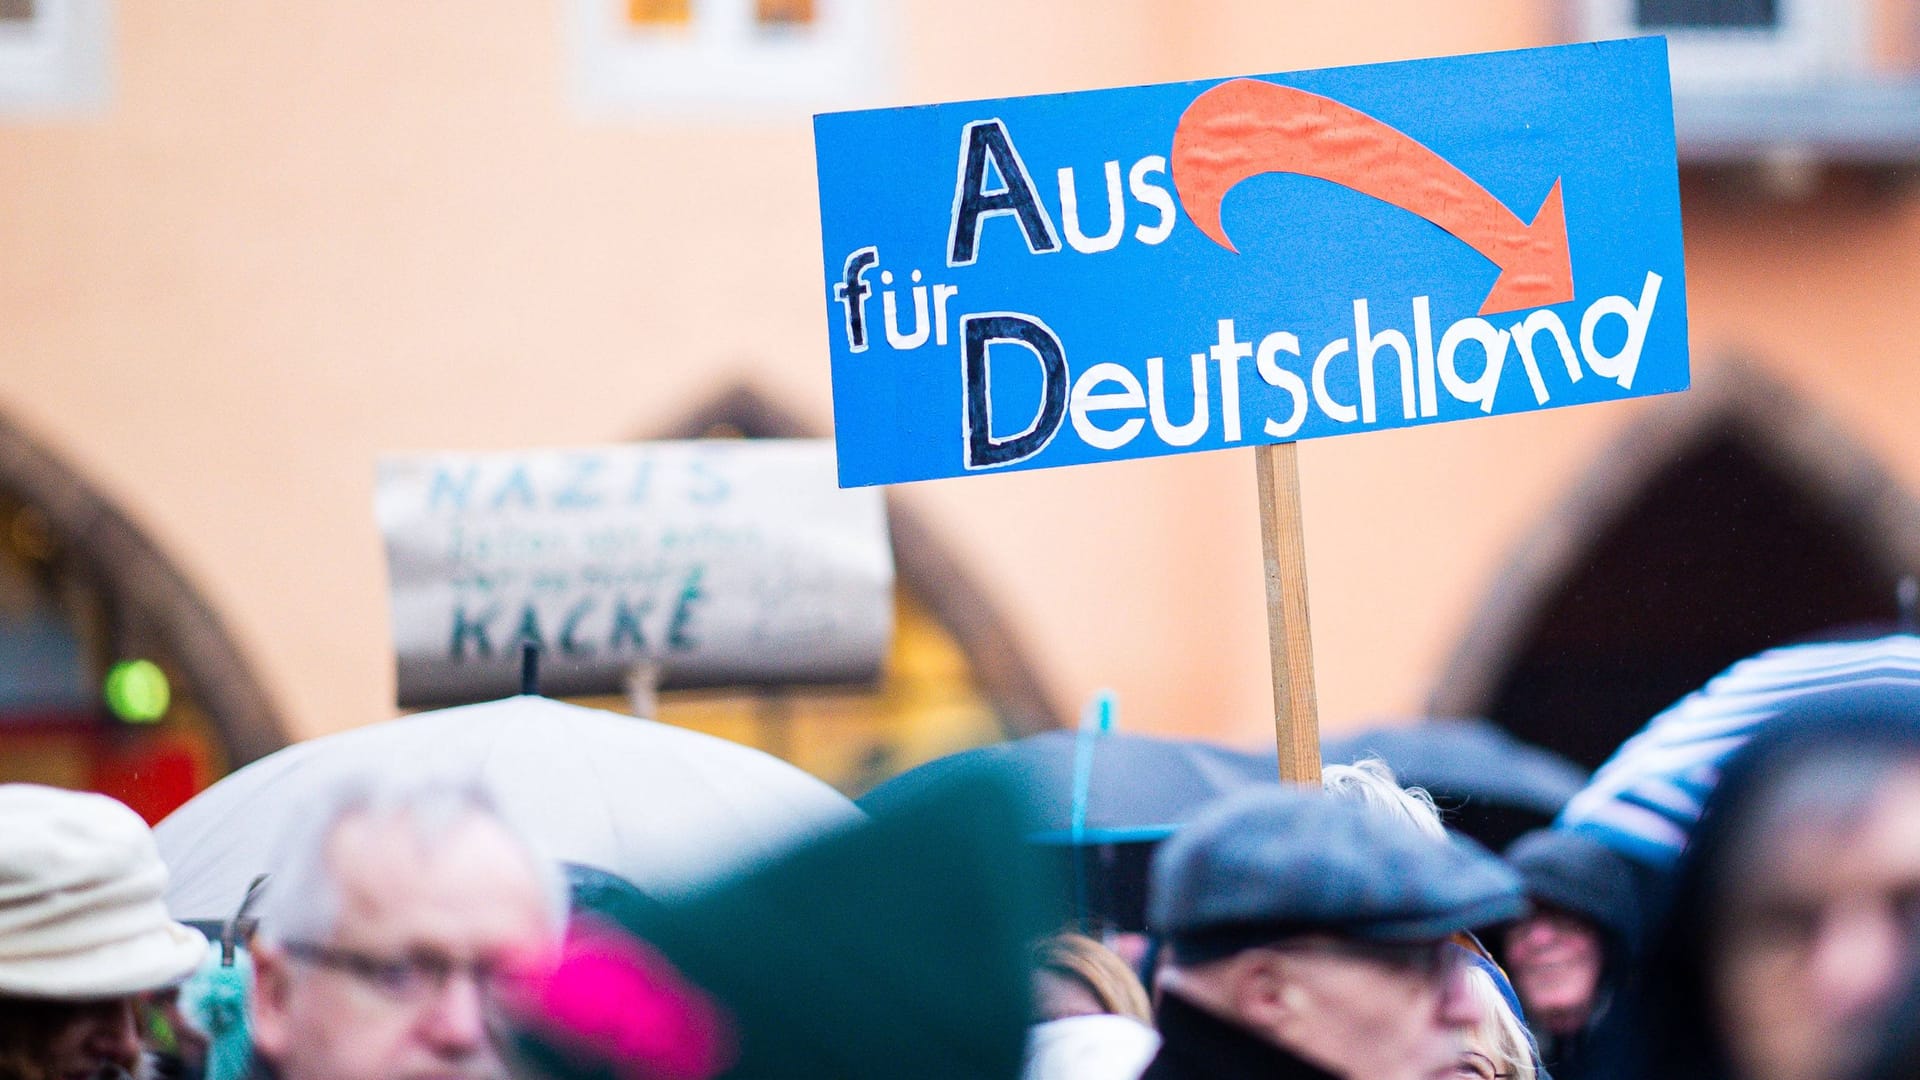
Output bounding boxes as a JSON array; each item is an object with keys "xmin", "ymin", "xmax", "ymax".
[{"xmin": 155, "ymin": 696, "xmax": 862, "ymax": 922}]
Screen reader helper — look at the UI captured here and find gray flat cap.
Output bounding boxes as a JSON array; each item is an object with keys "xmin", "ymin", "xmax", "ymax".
[{"xmin": 1150, "ymin": 786, "xmax": 1525, "ymax": 961}]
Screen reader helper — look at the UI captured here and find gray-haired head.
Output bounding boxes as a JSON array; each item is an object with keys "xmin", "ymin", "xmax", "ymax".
[
  {"xmin": 252, "ymin": 772, "xmax": 566, "ymax": 946},
  {"xmin": 1323, "ymin": 757, "xmax": 1447, "ymax": 842}
]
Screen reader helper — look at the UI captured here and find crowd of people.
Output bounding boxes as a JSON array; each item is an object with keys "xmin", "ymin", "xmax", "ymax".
[{"xmin": 7, "ymin": 646, "xmax": 1920, "ymax": 1080}]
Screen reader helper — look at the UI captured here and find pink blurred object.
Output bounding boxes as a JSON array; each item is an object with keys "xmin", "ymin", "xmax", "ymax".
[{"xmin": 516, "ymin": 918, "xmax": 734, "ymax": 1080}]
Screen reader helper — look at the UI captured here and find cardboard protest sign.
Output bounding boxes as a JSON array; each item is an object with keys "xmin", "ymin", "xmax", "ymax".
[
  {"xmin": 378, "ymin": 440, "xmax": 893, "ymax": 706},
  {"xmin": 815, "ymin": 38, "xmax": 1689, "ymax": 487}
]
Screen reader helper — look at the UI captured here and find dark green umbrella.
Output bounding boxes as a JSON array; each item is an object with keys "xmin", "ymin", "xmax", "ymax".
[{"xmin": 515, "ymin": 770, "xmax": 1059, "ymax": 1080}]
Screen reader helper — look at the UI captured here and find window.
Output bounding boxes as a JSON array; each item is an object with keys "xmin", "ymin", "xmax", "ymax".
[
  {"xmin": 1430, "ymin": 371, "xmax": 1920, "ymax": 771},
  {"xmin": 754, "ymin": 0, "xmax": 815, "ymax": 28},
  {"xmin": 570, "ymin": 0, "xmax": 886, "ymax": 115},
  {"xmin": 627, "ymin": 0, "xmax": 693, "ymax": 25},
  {"xmin": 0, "ymin": 0, "xmax": 110, "ymax": 117},
  {"xmin": 1476, "ymin": 428, "xmax": 1898, "ymax": 770},
  {"xmin": 1636, "ymin": 0, "xmax": 1777, "ymax": 29},
  {"xmin": 1578, "ymin": 0, "xmax": 1864, "ymax": 91},
  {"xmin": 0, "ymin": 494, "xmax": 228, "ymax": 823}
]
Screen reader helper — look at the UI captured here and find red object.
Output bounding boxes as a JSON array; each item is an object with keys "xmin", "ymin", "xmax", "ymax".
[
  {"xmin": 1171, "ymin": 78, "xmax": 1575, "ymax": 316},
  {"xmin": 89, "ymin": 740, "xmax": 203, "ymax": 824}
]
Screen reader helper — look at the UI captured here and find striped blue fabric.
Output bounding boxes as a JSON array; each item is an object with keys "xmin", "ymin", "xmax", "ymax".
[{"xmin": 1558, "ymin": 633, "xmax": 1920, "ymax": 870}]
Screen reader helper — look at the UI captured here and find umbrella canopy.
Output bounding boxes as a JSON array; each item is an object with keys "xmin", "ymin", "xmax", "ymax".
[
  {"xmin": 1560, "ymin": 632, "xmax": 1920, "ymax": 870},
  {"xmin": 1315, "ymin": 719, "xmax": 1589, "ymax": 852},
  {"xmin": 155, "ymin": 696, "xmax": 861, "ymax": 922},
  {"xmin": 1319, "ymin": 718, "xmax": 1588, "ymax": 815},
  {"xmin": 858, "ymin": 727, "xmax": 1269, "ymax": 932},
  {"xmin": 856, "ymin": 728, "xmax": 1266, "ymax": 843},
  {"xmin": 512, "ymin": 770, "xmax": 1057, "ymax": 1080},
  {"xmin": 1207, "ymin": 718, "xmax": 1588, "ymax": 851}
]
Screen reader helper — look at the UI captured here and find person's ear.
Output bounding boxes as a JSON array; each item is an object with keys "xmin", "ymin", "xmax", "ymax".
[
  {"xmin": 248, "ymin": 942, "xmax": 296, "ymax": 1059},
  {"xmin": 1233, "ymin": 950, "xmax": 1298, "ymax": 1032}
]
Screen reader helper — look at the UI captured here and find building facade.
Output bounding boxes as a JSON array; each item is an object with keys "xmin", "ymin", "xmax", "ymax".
[{"xmin": 3, "ymin": 0, "xmax": 1919, "ymax": 812}]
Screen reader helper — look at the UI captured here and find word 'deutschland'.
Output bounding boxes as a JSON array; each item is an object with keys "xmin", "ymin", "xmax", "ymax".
[{"xmin": 815, "ymin": 38, "xmax": 1689, "ymax": 487}]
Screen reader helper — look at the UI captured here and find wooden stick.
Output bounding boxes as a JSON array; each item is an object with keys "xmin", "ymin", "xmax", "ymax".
[
  {"xmin": 625, "ymin": 659, "xmax": 662, "ymax": 719},
  {"xmin": 1254, "ymin": 442, "xmax": 1322, "ymax": 784}
]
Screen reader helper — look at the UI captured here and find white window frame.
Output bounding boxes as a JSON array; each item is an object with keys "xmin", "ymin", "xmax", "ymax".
[
  {"xmin": 568, "ymin": 0, "xmax": 889, "ymax": 117},
  {"xmin": 1578, "ymin": 0, "xmax": 1865, "ymax": 91},
  {"xmin": 0, "ymin": 0, "xmax": 109, "ymax": 117}
]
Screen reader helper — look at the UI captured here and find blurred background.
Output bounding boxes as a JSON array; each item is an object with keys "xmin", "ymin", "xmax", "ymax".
[{"xmin": 4, "ymin": 0, "xmax": 1919, "ymax": 821}]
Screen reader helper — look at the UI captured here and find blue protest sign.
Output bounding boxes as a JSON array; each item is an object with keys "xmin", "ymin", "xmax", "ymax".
[{"xmin": 815, "ymin": 38, "xmax": 1688, "ymax": 488}]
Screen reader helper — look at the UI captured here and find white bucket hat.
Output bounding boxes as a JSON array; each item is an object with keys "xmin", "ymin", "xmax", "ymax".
[{"xmin": 0, "ymin": 784, "xmax": 208, "ymax": 1000}]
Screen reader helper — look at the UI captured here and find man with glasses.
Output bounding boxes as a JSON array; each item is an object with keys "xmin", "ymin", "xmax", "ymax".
[
  {"xmin": 1140, "ymin": 787, "xmax": 1528, "ymax": 1080},
  {"xmin": 247, "ymin": 776, "xmax": 562, "ymax": 1080}
]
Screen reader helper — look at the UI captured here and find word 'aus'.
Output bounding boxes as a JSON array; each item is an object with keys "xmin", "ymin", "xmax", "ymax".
[{"xmin": 832, "ymin": 118, "xmax": 1172, "ymax": 355}]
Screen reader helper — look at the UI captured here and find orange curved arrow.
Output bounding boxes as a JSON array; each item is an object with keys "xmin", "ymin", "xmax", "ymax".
[{"xmin": 1171, "ymin": 78, "xmax": 1573, "ymax": 316}]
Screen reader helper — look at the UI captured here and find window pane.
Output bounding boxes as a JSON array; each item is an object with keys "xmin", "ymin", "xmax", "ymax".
[
  {"xmin": 628, "ymin": 0, "xmax": 693, "ymax": 27},
  {"xmin": 755, "ymin": 0, "xmax": 815, "ymax": 27},
  {"xmin": 1636, "ymin": 0, "xmax": 1778, "ymax": 29}
]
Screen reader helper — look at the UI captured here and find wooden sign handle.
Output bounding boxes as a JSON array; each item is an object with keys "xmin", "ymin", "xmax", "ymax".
[{"xmin": 1255, "ymin": 442, "xmax": 1322, "ymax": 785}]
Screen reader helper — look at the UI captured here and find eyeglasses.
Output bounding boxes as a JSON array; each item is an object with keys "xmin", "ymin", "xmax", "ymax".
[
  {"xmin": 282, "ymin": 941, "xmax": 531, "ymax": 1006},
  {"xmin": 1448, "ymin": 1050, "xmax": 1512, "ymax": 1080},
  {"xmin": 1268, "ymin": 937, "xmax": 1464, "ymax": 980}
]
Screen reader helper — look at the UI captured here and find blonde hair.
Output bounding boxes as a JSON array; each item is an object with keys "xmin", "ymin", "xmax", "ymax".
[
  {"xmin": 1322, "ymin": 757, "xmax": 1447, "ymax": 841},
  {"xmin": 1463, "ymin": 964, "xmax": 1537, "ymax": 1080},
  {"xmin": 1031, "ymin": 933, "xmax": 1153, "ymax": 1024}
]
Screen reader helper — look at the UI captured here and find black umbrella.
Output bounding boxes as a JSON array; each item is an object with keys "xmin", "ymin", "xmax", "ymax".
[
  {"xmin": 1308, "ymin": 718, "xmax": 1590, "ymax": 851},
  {"xmin": 859, "ymin": 727, "xmax": 1266, "ymax": 843},
  {"xmin": 858, "ymin": 714, "xmax": 1270, "ymax": 930}
]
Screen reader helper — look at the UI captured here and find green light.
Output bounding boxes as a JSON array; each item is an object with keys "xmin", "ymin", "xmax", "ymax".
[{"xmin": 105, "ymin": 659, "xmax": 170, "ymax": 724}]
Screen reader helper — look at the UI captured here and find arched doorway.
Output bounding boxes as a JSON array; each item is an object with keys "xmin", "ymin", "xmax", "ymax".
[
  {"xmin": 0, "ymin": 411, "xmax": 286, "ymax": 820},
  {"xmin": 564, "ymin": 384, "xmax": 1060, "ymax": 793},
  {"xmin": 1431, "ymin": 366, "xmax": 1920, "ymax": 770}
]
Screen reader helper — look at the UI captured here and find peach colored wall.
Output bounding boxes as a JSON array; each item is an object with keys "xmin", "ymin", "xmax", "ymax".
[{"xmin": 1, "ymin": 2, "xmax": 1917, "ymax": 754}]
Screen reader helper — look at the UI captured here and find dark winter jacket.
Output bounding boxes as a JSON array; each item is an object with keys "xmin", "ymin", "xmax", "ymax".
[
  {"xmin": 1138, "ymin": 992, "xmax": 1341, "ymax": 1080},
  {"xmin": 1503, "ymin": 827, "xmax": 1645, "ymax": 1080},
  {"xmin": 1631, "ymin": 685, "xmax": 1920, "ymax": 1080}
]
